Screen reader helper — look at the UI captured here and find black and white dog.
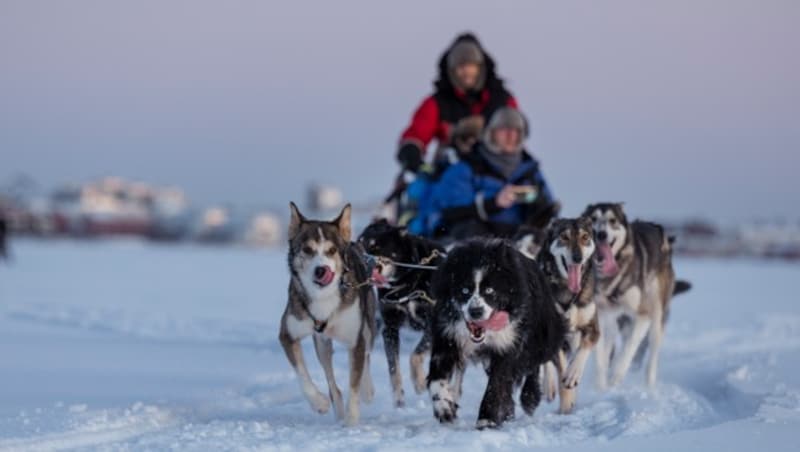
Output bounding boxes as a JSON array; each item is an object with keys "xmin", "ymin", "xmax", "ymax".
[
  {"xmin": 427, "ymin": 239, "xmax": 565, "ymax": 429},
  {"xmin": 359, "ymin": 219, "xmax": 446, "ymax": 407}
]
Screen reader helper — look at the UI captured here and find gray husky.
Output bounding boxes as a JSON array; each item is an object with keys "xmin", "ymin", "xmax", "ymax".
[
  {"xmin": 278, "ymin": 203, "xmax": 377, "ymax": 425},
  {"xmin": 583, "ymin": 203, "xmax": 689, "ymax": 388}
]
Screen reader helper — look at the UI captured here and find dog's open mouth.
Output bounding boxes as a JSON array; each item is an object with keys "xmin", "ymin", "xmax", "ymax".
[
  {"xmin": 595, "ymin": 239, "xmax": 619, "ymax": 276},
  {"xmin": 567, "ymin": 262, "xmax": 583, "ymax": 294},
  {"xmin": 465, "ymin": 311, "xmax": 510, "ymax": 344},
  {"xmin": 466, "ymin": 322, "xmax": 486, "ymax": 343},
  {"xmin": 313, "ymin": 266, "xmax": 335, "ymax": 287},
  {"xmin": 370, "ymin": 266, "xmax": 390, "ymax": 288}
]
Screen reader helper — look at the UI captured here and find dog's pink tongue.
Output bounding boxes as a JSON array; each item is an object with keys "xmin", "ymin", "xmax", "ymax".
[
  {"xmin": 597, "ymin": 243, "xmax": 619, "ymax": 276},
  {"xmin": 316, "ymin": 267, "xmax": 335, "ymax": 286},
  {"xmin": 475, "ymin": 310, "xmax": 510, "ymax": 331},
  {"xmin": 567, "ymin": 264, "xmax": 582, "ymax": 294},
  {"xmin": 371, "ymin": 268, "xmax": 389, "ymax": 288}
]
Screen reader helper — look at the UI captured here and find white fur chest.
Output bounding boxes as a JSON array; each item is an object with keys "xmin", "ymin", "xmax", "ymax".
[
  {"xmin": 305, "ymin": 287, "xmax": 342, "ymax": 323},
  {"xmin": 322, "ymin": 300, "xmax": 363, "ymax": 347},
  {"xmin": 564, "ymin": 302, "xmax": 596, "ymax": 331},
  {"xmin": 447, "ymin": 319, "xmax": 519, "ymax": 358}
]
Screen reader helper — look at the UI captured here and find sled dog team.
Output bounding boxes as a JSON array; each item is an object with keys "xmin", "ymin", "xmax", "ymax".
[{"xmin": 279, "ymin": 202, "xmax": 690, "ymax": 428}]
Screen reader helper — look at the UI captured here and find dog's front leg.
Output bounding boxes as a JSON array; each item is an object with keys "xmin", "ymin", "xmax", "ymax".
[
  {"xmin": 554, "ymin": 349, "xmax": 576, "ymax": 414},
  {"xmin": 382, "ymin": 324, "xmax": 405, "ymax": 407},
  {"xmin": 477, "ymin": 359, "xmax": 516, "ymax": 429},
  {"xmin": 520, "ymin": 363, "xmax": 543, "ymax": 415},
  {"xmin": 594, "ymin": 311, "xmax": 617, "ymax": 390},
  {"xmin": 611, "ymin": 314, "xmax": 651, "ymax": 387},
  {"xmin": 564, "ymin": 319, "xmax": 599, "ymax": 390},
  {"xmin": 345, "ymin": 335, "xmax": 368, "ymax": 426},
  {"xmin": 279, "ymin": 319, "xmax": 330, "ymax": 414},
  {"xmin": 543, "ymin": 362, "xmax": 559, "ymax": 403},
  {"xmin": 451, "ymin": 365, "xmax": 465, "ymax": 402},
  {"xmin": 312, "ymin": 334, "xmax": 345, "ymax": 419},
  {"xmin": 427, "ymin": 335, "xmax": 460, "ymax": 423}
]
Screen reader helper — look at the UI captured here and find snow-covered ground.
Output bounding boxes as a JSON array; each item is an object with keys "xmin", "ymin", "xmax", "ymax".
[{"xmin": 0, "ymin": 239, "xmax": 798, "ymax": 451}]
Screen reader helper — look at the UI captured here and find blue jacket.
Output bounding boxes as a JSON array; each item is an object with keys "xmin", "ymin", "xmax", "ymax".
[{"xmin": 419, "ymin": 145, "xmax": 555, "ymax": 237}]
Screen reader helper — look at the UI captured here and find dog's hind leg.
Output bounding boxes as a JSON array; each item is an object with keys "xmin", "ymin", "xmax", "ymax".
[
  {"xmin": 410, "ymin": 332, "xmax": 431, "ymax": 394},
  {"xmin": 645, "ymin": 308, "xmax": 664, "ymax": 387},
  {"xmin": 520, "ymin": 364, "xmax": 543, "ymax": 415},
  {"xmin": 382, "ymin": 325, "xmax": 405, "ymax": 407},
  {"xmin": 610, "ymin": 315, "xmax": 651, "ymax": 387},
  {"xmin": 313, "ymin": 334, "xmax": 345, "ymax": 419},
  {"xmin": 279, "ymin": 325, "xmax": 330, "ymax": 415},
  {"xmin": 345, "ymin": 337, "xmax": 368, "ymax": 426}
]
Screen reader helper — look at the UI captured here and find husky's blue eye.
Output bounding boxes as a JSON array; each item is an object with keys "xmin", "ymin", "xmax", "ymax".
[
  {"xmin": 461, "ymin": 287, "xmax": 470, "ymax": 295},
  {"xmin": 485, "ymin": 287, "xmax": 494, "ymax": 295}
]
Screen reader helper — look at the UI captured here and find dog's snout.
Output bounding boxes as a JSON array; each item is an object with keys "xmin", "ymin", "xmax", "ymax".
[
  {"xmin": 572, "ymin": 250, "xmax": 582, "ymax": 264},
  {"xmin": 313, "ymin": 266, "xmax": 328, "ymax": 279},
  {"xmin": 468, "ymin": 306, "xmax": 485, "ymax": 320},
  {"xmin": 596, "ymin": 230, "xmax": 608, "ymax": 241}
]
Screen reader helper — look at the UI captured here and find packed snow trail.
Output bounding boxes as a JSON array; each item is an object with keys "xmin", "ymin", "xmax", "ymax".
[{"xmin": 0, "ymin": 240, "xmax": 798, "ymax": 451}]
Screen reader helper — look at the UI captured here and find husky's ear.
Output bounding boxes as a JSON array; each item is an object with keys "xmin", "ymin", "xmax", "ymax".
[
  {"xmin": 333, "ymin": 203, "xmax": 352, "ymax": 241},
  {"xmin": 289, "ymin": 202, "xmax": 306, "ymax": 238}
]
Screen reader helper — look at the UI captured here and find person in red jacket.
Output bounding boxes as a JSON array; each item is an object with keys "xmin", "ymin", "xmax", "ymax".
[{"xmin": 397, "ymin": 33, "xmax": 519, "ymax": 172}]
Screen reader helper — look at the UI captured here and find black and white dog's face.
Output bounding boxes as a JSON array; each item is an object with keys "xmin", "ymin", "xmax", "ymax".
[
  {"xmin": 288, "ymin": 202, "xmax": 351, "ymax": 297},
  {"xmin": 433, "ymin": 241, "xmax": 518, "ymax": 348},
  {"xmin": 357, "ymin": 219, "xmax": 402, "ymax": 282},
  {"xmin": 542, "ymin": 217, "xmax": 596, "ymax": 294}
]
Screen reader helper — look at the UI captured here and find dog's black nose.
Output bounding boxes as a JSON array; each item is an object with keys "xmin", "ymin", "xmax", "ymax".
[
  {"xmin": 597, "ymin": 230, "xmax": 608, "ymax": 241},
  {"xmin": 572, "ymin": 251, "xmax": 582, "ymax": 263},
  {"xmin": 314, "ymin": 266, "xmax": 327, "ymax": 278},
  {"xmin": 468, "ymin": 306, "xmax": 484, "ymax": 320}
]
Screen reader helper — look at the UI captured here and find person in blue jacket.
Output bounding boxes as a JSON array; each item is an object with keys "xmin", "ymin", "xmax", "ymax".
[{"xmin": 424, "ymin": 107, "xmax": 559, "ymax": 239}]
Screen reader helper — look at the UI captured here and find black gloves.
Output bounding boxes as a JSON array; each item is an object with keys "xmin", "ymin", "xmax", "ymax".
[{"xmin": 397, "ymin": 143, "xmax": 423, "ymax": 172}]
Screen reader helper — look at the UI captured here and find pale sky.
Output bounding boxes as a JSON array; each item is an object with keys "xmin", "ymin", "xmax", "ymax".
[{"xmin": 1, "ymin": 0, "xmax": 798, "ymax": 221}]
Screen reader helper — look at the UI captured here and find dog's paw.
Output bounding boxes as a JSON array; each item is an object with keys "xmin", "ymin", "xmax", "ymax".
[
  {"xmin": 432, "ymin": 395, "xmax": 458, "ymax": 423},
  {"xmin": 360, "ymin": 381, "xmax": 375, "ymax": 404},
  {"xmin": 330, "ymin": 388, "xmax": 345, "ymax": 419},
  {"xmin": 393, "ymin": 387, "xmax": 405, "ymax": 408},
  {"xmin": 545, "ymin": 381, "xmax": 557, "ymax": 402},
  {"xmin": 476, "ymin": 418, "xmax": 498, "ymax": 430},
  {"xmin": 307, "ymin": 390, "xmax": 331, "ymax": 414},
  {"xmin": 429, "ymin": 379, "xmax": 458, "ymax": 423},
  {"xmin": 344, "ymin": 397, "xmax": 360, "ymax": 426},
  {"xmin": 562, "ymin": 364, "xmax": 583, "ymax": 389}
]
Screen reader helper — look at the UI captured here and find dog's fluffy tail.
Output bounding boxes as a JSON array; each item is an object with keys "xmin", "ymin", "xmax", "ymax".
[{"xmin": 673, "ymin": 279, "xmax": 692, "ymax": 296}]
